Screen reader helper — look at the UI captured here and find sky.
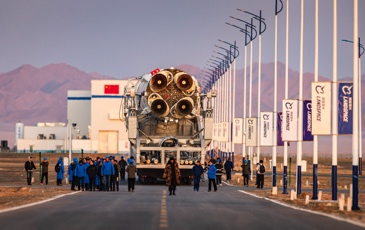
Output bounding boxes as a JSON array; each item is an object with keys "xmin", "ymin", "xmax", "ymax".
[{"xmin": 0, "ymin": 0, "xmax": 364, "ymax": 79}]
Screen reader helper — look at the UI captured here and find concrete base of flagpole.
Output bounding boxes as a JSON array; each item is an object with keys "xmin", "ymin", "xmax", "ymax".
[{"xmin": 272, "ymin": 186, "xmax": 277, "ymax": 195}]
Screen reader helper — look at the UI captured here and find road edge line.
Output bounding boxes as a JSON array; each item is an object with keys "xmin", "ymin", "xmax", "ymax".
[
  {"xmin": 238, "ymin": 190, "xmax": 365, "ymax": 228},
  {"xmin": 0, "ymin": 191, "xmax": 80, "ymax": 214}
]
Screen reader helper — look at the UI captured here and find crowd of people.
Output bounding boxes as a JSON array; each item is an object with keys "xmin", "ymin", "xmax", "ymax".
[
  {"xmin": 24, "ymin": 155, "xmax": 136, "ymax": 192},
  {"xmin": 24, "ymin": 154, "xmax": 266, "ymax": 193}
]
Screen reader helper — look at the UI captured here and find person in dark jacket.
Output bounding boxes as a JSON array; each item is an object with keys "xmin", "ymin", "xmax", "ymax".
[
  {"xmin": 24, "ymin": 156, "xmax": 36, "ymax": 185},
  {"xmin": 56, "ymin": 156, "xmax": 65, "ymax": 186},
  {"xmin": 111, "ymin": 159, "xmax": 119, "ymax": 191},
  {"xmin": 40, "ymin": 157, "xmax": 49, "ymax": 185},
  {"xmin": 215, "ymin": 158, "xmax": 223, "ymax": 186},
  {"xmin": 97, "ymin": 160, "xmax": 103, "ymax": 191},
  {"xmin": 87, "ymin": 160, "xmax": 97, "ymax": 191},
  {"xmin": 118, "ymin": 156, "xmax": 127, "ymax": 181},
  {"xmin": 256, "ymin": 159, "xmax": 265, "ymax": 189},
  {"xmin": 192, "ymin": 160, "xmax": 204, "ymax": 191},
  {"xmin": 224, "ymin": 158, "xmax": 234, "ymax": 183},
  {"xmin": 241, "ymin": 159, "xmax": 251, "ymax": 187},
  {"xmin": 126, "ymin": 158, "xmax": 137, "ymax": 192}
]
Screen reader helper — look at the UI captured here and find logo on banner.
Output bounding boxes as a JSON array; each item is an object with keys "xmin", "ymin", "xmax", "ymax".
[
  {"xmin": 315, "ymin": 85, "xmax": 326, "ymax": 94},
  {"xmin": 260, "ymin": 112, "xmax": 273, "ymax": 146},
  {"xmin": 233, "ymin": 118, "xmax": 243, "ymax": 144},
  {"xmin": 263, "ymin": 114, "xmax": 270, "ymax": 138},
  {"xmin": 306, "ymin": 103, "xmax": 312, "ymax": 133},
  {"xmin": 282, "ymin": 99, "xmax": 298, "ymax": 141},
  {"xmin": 235, "ymin": 120, "xmax": 240, "ymax": 137},
  {"xmin": 285, "ymin": 102, "xmax": 293, "ymax": 109},
  {"xmin": 303, "ymin": 100, "xmax": 313, "ymax": 141},
  {"xmin": 312, "ymin": 82, "xmax": 331, "ymax": 135},
  {"xmin": 246, "ymin": 118, "xmax": 257, "ymax": 146},
  {"xmin": 338, "ymin": 83, "xmax": 353, "ymax": 134},
  {"xmin": 341, "ymin": 85, "xmax": 352, "ymax": 123},
  {"xmin": 315, "ymin": 84, "xmax": 326, "ymax": 122}
]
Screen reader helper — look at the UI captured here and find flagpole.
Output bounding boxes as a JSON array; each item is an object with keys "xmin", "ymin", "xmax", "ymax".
[
  {"xmin": 312, "ymin": 0, "xmax": 319, "ymax": 201},
  {"xmin": 283, "ymin": 0, "xmax": 289, "ymax": 195},
  {"xmin": 352, "ymin": 0, "xmax": 359, "ymax": 211},
  {"xmin": 297, "ymin": 0, "xmax": 304, "ymax": 195},
  {"xmin": 331, "ymin": 0, "xmax": 338, "ymax": 201}
]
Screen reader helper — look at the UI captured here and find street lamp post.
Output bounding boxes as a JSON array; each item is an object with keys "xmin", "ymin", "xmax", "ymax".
[
  {"xmin": 229, "ymin": 16, "xmax": 257, "ymax": 173},
  {"xmin": 217, "ymin": 40, "xmax": 239, "ymax": 163},
  {"xmin": 226, "ymin": 18, "xmax": 254, "ymax": 175}
]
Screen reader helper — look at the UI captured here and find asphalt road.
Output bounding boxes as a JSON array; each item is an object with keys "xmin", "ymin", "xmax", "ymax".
[{"xmin": 0, "ymin": 181, "xmax": 364, "ymax": 230}]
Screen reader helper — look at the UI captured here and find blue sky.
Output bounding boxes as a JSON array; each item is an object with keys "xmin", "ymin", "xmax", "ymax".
[{"xmin": 0, "ymin": 0, "xmax": 364, "ymax": 79}]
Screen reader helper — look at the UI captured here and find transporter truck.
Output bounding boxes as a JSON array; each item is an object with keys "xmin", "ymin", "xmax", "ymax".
[{"xmin": 123, "ymin": 67, "xmax": 216, "ymax": 184}]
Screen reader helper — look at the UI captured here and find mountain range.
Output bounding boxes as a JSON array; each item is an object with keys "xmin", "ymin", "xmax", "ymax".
[{"xmin": 0, "ymin": 63, "xmax": 364, "ymax": 154}]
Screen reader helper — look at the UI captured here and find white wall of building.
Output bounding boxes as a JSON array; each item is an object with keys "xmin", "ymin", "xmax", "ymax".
[
  {"xmin": 23, "ymin": 126, "xmax": 67, "ymax": 140},
  {"xmin": 16, "ymin": 80, "xmax": 130, "ymax": 154},
  {"xmin": 90, "ymin": 80, "xmax": 129, "ymax": 154},
  {"xmin": 17, "ymin": 139, "xmax": 65, "ymax": 153},
  {"xmin": 67, "ymin": 90, "xmax": 91, "ymax": 138}
]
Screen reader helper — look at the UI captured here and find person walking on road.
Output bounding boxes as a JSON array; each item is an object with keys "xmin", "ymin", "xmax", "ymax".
[
  {"xmin": 126, "ymin": 158, "xmax": 137, "ymax": 192},
  {"xmin": 256, "ymin": 159, "xmax": 265, "ymax": 189},
  {"xmin": 111, "ymin": 159, "xmax": 119, "ymax": 191},
  {"xmin": 118, "ymin": 156, "xmax": 127, "ymax": 181},
  {"xmin": 101, "ymin": 157, "xmax": 115, "ymax": 191},
  {"xmin": 215, "ymin": 158, "xmax": 223, "ymax": 186},
  {"xmin": 241, "ymin": 159, "xmax": 251, "ymax": 187},
  {"xmin": 163, "ymin": 156, "xmax": 180, "ymax": 196},
  {"xmin": 192, "ymin": 160, "xmax": 204, "ymax": 191},
  {"xmin": 40, "ymin": 157, "xmax": 49, "ymax": 185},
  {"xmin": 207, "ymin": 159, "xmax": 217, "ymax": 192},
  {"xmin": 24, "ymin": 156, "xmax": 36, "ymax": 185},
  {"xmin": 224, "ymin": 158, "xmax": 234, "ymax": 183}
]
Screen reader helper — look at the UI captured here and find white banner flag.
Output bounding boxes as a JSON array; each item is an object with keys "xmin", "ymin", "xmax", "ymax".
[
  {"xmin": 245, "ymin": 118, "xmax": 257, "ymax": 147},
  {"xmin": 213, "ymin": 123, "xmax": 217, "ymax": 140},
  {"xmin": 217, "ymin": 123, "xmax": 222, "ymax": 141},
  {"xmin": 311, "ymin": 82, "xmax": 332, "ymax": 135},
  {"xmin": 282, "ymin": 99, "xmax": 298, "ymax": 141},
  {"xmin": 233, "ymin": 118, "xmax": 243, "ymax": 144},
  {"xmin": 260, "ymin": 112, "xmax": 273, "ymax": 146},
  {"xmin": 221, "ymin": 122, "xmax": 229, "ymax": 142}
]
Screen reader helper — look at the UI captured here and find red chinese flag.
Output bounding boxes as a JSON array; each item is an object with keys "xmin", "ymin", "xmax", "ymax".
[{"xmin": 104, "ymin": 85, "xmax": 119, "ymax": 94}]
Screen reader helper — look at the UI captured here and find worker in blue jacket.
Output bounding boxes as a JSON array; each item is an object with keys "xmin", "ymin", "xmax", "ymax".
[
  {"xmin": 56, "ymin": 156, "xmax": 65, "ymax": 186},
  {"xmin": 69, "ymin": 157, "xmax": 78, "ymax": 190},
  {"xmin": 207, "ymin": 159, "xmax": 217, "ymax": 192},
  {"xmin": 74, "ymin": 160, "xmax": 86, "ymax": 191},
  {"xmin": 101, "ymin": 157, "xmax": 115, "ymax": 191},
  {"xmin": 83, "ymin": 158, "xmax": 90, "ymax": 191},
  {"xmin": 192, "ymin": 160, "xmax": 204, "ymax": 192}
]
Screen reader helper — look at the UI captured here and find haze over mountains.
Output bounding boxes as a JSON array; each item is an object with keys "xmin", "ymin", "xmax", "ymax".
[{"xmin": 0, "ymin": 63, "xmax": 363, "ymax": 154}]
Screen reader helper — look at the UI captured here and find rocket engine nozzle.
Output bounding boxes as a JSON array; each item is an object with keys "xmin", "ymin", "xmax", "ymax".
[
  {"xmin": 174, "ymin": 72, "xmax": 195, "ymax": 92},
  {"xmin": 150, "ymin": 99, "xmax": 169, "ymax": 117},
  {"xmin": 149, "ymin": 71, "xmax": 172, "ymax": 92},
  {"xmin": 171, "ymin": 97, "xmax": 194, "ymax": 118}
]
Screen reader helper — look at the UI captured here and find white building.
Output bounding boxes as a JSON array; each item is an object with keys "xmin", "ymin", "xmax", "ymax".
[{"xmin": 16, "ymin": 80, "xmax": 129, "ymax": 154}]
